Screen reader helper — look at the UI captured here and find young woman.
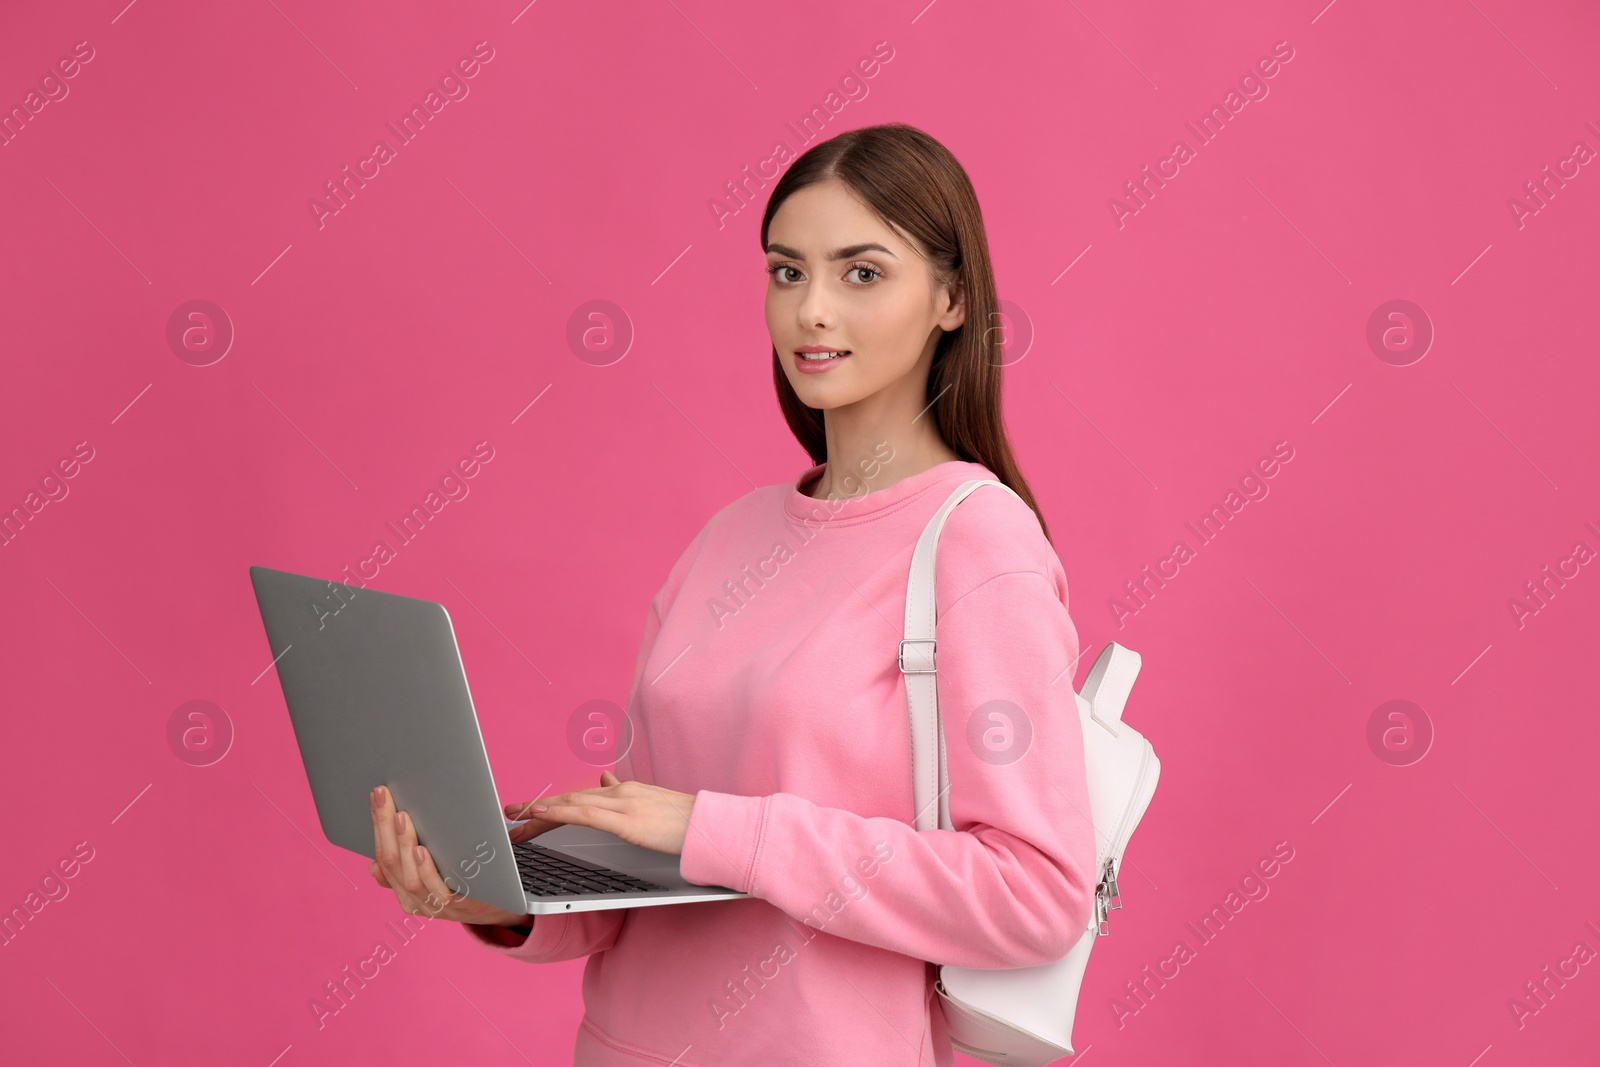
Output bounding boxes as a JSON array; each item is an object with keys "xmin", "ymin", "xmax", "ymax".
[{"xmin": 368, "ymin": 122, "xmax": 1098, "ymax": 1066}]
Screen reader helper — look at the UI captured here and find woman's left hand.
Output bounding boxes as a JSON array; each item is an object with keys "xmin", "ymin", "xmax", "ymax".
[{"xmin": 511, "ymin": 771, "xmax": 697, "ymax": 855}]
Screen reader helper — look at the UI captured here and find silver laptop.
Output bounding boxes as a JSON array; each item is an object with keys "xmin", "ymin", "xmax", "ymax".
[{"xmin": 248, "ymin": 565, "xmax": 747, "ymax": 916}]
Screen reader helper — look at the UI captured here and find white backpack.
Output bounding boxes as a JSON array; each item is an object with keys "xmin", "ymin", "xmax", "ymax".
[{"xmin": 899, "ymin": 479, "xmax": 1161, "ymax": 1064}]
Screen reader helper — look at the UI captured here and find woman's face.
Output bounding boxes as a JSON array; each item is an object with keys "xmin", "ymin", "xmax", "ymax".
[{"xmin": 764, "ymin": 178, "xmax": 965, "ymax": 410}]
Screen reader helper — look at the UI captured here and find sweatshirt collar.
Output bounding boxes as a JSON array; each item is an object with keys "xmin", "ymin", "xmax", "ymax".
[{"xmin": 783, "ymin": 458, "xmax": 993, "ymax": 525}]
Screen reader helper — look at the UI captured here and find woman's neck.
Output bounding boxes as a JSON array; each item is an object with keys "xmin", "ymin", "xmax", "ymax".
[{"xmin": 807, "ymin": 442, "xmax": 963, "ymax": 500}]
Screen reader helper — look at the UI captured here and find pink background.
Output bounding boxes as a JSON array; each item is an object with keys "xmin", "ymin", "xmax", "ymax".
[{"xmin": 3, "ymin": 0, "xmax": 1598, "ymax": 1063}]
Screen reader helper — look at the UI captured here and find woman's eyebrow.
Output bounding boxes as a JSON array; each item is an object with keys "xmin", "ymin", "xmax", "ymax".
[{"xmin": 765, "ymin": 242, "xmax": 898, "ymax": 261}]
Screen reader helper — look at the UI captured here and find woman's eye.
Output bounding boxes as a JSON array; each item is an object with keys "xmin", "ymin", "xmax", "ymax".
[{"xmin": 767, "ymin": 264, "xmax": 879, "ymax": 284}]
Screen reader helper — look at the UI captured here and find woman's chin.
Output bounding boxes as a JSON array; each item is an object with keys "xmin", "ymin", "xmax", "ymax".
[
  {"xmin": 788, "ymin": 366, "xmax": 864, "ymax": 400},
  {"xmin": 791, "ymin": 384, "xmax": 857, "ymax": 411}
]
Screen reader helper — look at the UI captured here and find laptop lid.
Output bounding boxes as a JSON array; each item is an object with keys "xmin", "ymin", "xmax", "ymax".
[{"xmin": 248, "ymin": 565, "xmax": 531, "ymax": 914}]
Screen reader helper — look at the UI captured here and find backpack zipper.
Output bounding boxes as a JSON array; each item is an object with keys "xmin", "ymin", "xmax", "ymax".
[{"xmin": 1094, "ymin": 740, "xmax": 1154, "ymax": 936}]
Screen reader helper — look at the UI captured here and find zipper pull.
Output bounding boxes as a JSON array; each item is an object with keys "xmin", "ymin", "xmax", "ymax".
[
  {"xmin": 1095, "ymin": 882, "xmax": 1110, "ymax": 935},
  {"xmin": 1105, "ymin": 857, "xmax": 1122, "ymax": 911}
]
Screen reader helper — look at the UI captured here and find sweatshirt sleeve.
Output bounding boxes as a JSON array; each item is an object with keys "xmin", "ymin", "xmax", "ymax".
[
  {"xmin": 460, "ymin": 523, "xmax": 708, "ymax": 963},
  {"xmin": 459, "ymin": 907, "xmax": 626, "ymax": 960},
  {"xmin": 677, "ymin": 568, "xmax": 1099, "ymax": 970}
]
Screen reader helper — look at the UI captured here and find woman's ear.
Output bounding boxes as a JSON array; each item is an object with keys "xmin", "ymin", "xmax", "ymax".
[{"xmin": 938, "ymin": 272, "xmax": 968, "ymax": 331}]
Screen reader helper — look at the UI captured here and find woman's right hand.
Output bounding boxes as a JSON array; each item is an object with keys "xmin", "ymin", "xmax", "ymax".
[
  {"xmin": 368, "ymin": 785, "xmax": 531, "ymax": 928},
  {"xmin": 502, "ymin": 771, "xmax": 625, "ymax": 842}
]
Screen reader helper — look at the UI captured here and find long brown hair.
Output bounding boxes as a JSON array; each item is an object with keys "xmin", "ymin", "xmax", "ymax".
[{"xmin": 759, "ymin": 122, "xmax": 1052, "ymax": 544}]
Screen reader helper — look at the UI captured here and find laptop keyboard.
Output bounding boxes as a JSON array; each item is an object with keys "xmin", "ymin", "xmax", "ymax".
[{"xmin": 512, "ymin": 841, "xmax": 669, "ymax": 897}]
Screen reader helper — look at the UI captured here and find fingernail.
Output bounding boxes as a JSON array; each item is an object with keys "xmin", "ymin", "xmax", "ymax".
[
  {"xmin": 414, "ymin": 846, "xmax": 426, "ymax": 863},
  {"xmin": 529, "ymin": 805, "xmax": 547, "ymax": 814}
]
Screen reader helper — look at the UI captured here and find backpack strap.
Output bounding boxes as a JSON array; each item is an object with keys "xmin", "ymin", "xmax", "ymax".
[{"xmin": 901, "ymin": 478, "xmax": 1023, "ymax": 832}]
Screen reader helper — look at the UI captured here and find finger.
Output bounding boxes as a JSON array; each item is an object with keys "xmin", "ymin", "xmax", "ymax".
[
  {"xmin": 505, "ymin": 790, "xmax": 610, "ymax": 824},
  {"xmin": 369, "ymin": 860, "xmax": 392, "ymax": 888},
  {"xmin": 395, "ymin": 809, "xmax": 424, "ymax": 900},
  {"xmin": 600, "ymin": 770, "xmax": 620, "ymax": 787},
  {"xmin": 535, "ymin": 801, "xmax": 630, "ymax": 838},
  {"xmin": 555, "ymin": 787, "xmax": 628, "ymax": 808},
  {"xmin": 531, "ymin": 793, "xmax": 629, "ymax": 821},
  {"xmin": 506, "ymin": 817, "xmax": 562, "ymax": 844},
  {"xmin": 412, "ymin": 845, "xmax": 468, "ymax": 916},
  {"xmin": 372, "ymin": 786, "xmax": 403, "ymax": 882},
  {"xmin": 503, "ymin": 795, "xmax": 558, "ymax": 844},
  {"xmin": 371, "ymin": 785, "xmax": 384, "ymax": 851},
  {"xmin": 503, "ymin": 797, "xmax": 546, "ymax": 821}
]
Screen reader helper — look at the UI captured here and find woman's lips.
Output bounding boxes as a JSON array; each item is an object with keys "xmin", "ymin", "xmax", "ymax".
[{"xmin": 795, "ymin": 350, "xmax": 851, "ymax": 374}]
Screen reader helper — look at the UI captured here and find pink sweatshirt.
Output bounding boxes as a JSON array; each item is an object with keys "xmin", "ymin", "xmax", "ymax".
[{"xmin": 463, "ymin": 458, "xmax": 1098, "ymax": 1066}]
